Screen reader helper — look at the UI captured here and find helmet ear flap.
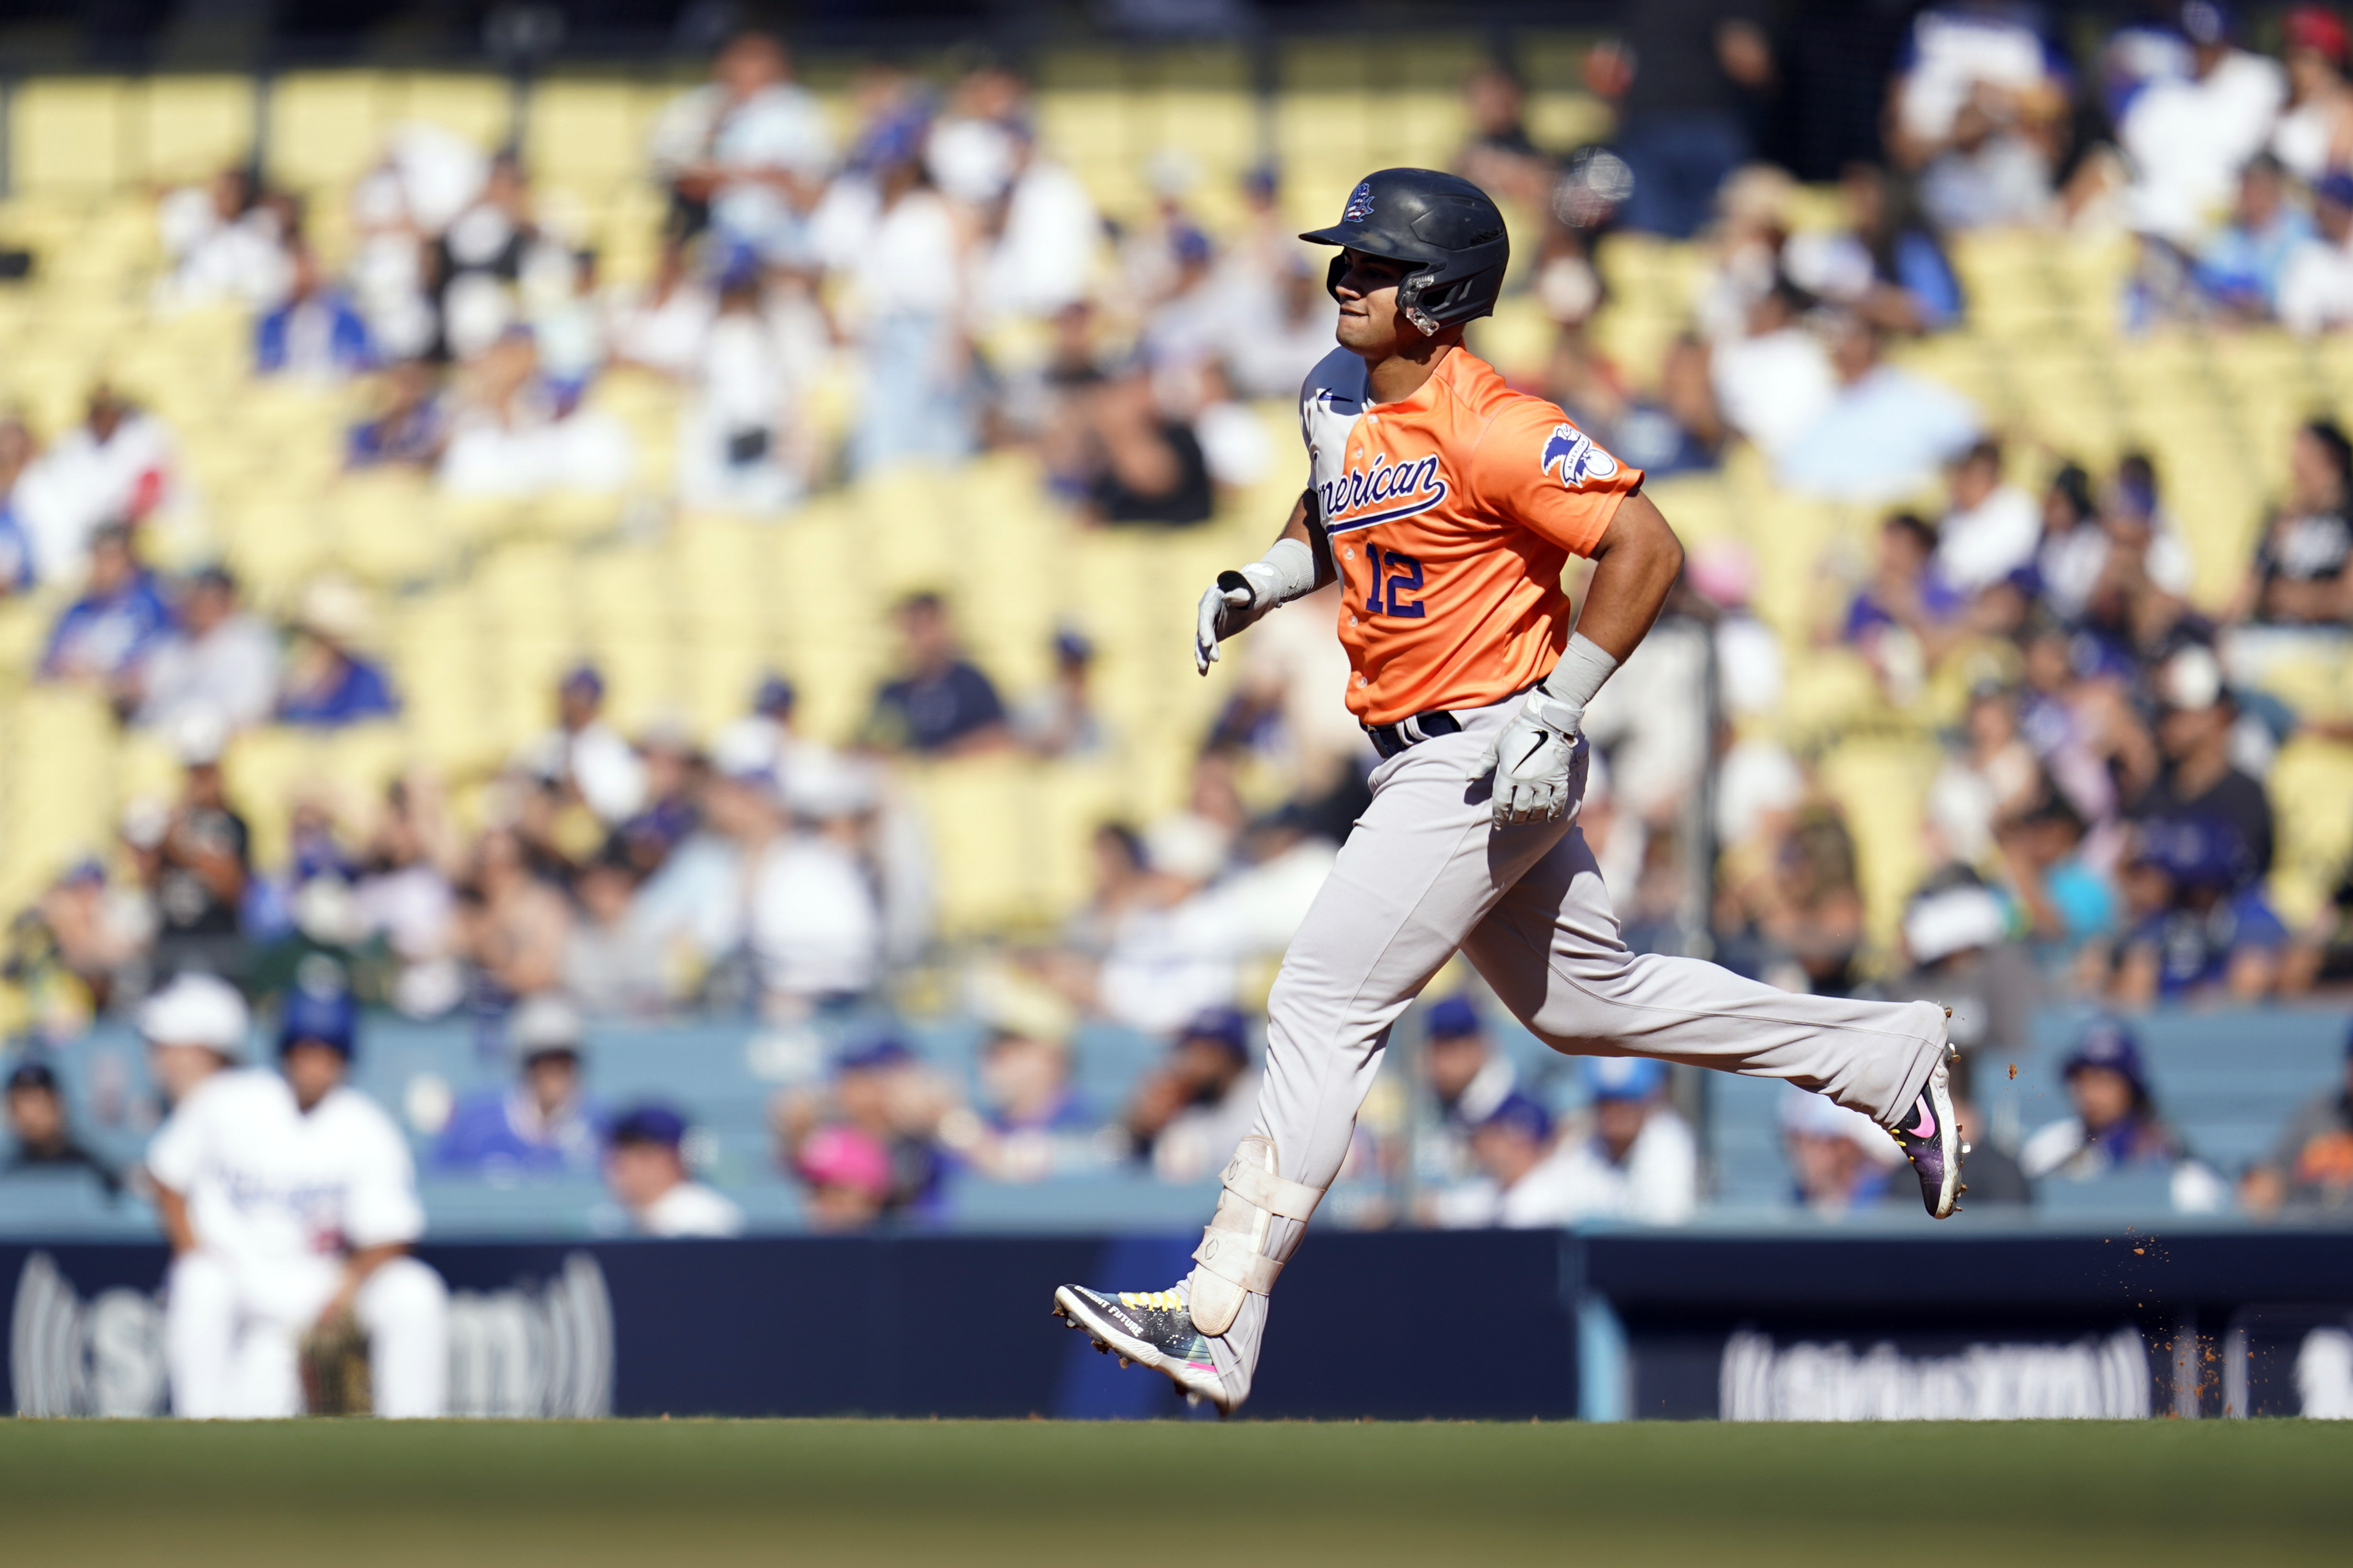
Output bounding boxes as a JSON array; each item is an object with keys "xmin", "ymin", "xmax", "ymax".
[{"xmin": 1323, "ymin": 252, "xmax": 1348, "ymax": 304}]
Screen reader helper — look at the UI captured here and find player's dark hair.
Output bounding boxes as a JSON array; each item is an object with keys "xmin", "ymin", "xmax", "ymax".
[{"xmin": 2302, "ymin": 417, "xmax": 2353, "ymax": 496}]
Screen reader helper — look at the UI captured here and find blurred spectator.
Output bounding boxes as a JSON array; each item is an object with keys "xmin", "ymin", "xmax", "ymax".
[
  {"xmin": 2020, "ymin": 1017, "xmax": 2227, "ymax": 1210},
  {"xmin": 1552, "ymin": 331, "xmax": 1724, "ymax": 481},
  {"xmin": 2112, "ymin": 646, "xmax": 2282, "ymax": 1003},
  {"xmin": 1840, "ymin": 513, "xmax": 1966, "ymax": 700},
  {"xmin": 516, "ymin": 665, "xmax": 646, "ymax": 826},
  {"xmin": 1710, "ymin": 276, "xmax": 1836, "ymax": 457},
  {"xmin": 2240, "ymin": 1025, "xmax": 2353, "ymax": 1215},
  {"xmin": 2272, "ymin": 5, "xmax": 2353, "ymax": 181},
  {"xmin": 154, "ymin": 167, "xmax": 291, "ymax": 312},
  {"xmin": 1946, "ymin": 1055, "xmax": 2032, "ymax": 1206},
  {"xmin": 9, "ymin": 386, "xmax": 183, "ymax": 585},
  {"xmin": 605, "ymin": 1104, "xmax": 743, "ymax": 1238},
  {"xmin": 0, "ymin": 416, "xmax": 42, "ymax": 598},
  {"xmin": 1014, "ymin": 628, "xmax": 1110, "ymax": 759},
  {"xmin": 255, "ymin": 246, "xmax": 372, "ymax": 380},
  {"xmin": 3, "ymin": 1060, "xmax": 119, "ymax": 1195},
  {"xmin": 562, "ymin": 847, "xmax": 670, "ymax": 1019},
  {"xmin": 2231, "ymin": 418, "xmax": 2352, "ymax": 625},
  {"xmin": 1779, "ymin": 1083, "xmax": 1906, "ymax": 1214},
  {"xmin": 20, "ymin": 857, "xmax": 152, "ymax": 1027},
  {"xmin": 2193, "ymin": 154, "xmax": 2312, "ymax": 319},
  {"xmin": 1123, "ymin": 1006, "xmax": 1258, "ymax": 1183},
  {"xmin": 354, "ymin": 777, "xmax": 462, "ymax": 1019},
  {"xmin": 1936, "ymin": 441, "xmax": 2041, "ymax": 595},
  {"xmin": 2119, "ymin": 2, "xmax": 2285, "ymax": 247},
  {"xmin": 864, "ymin": 593, "xmax": 1010, "ymax": 756},
  {"xmin": 127, "ymin": 713, "xmax": 249, "ymax": 985},
  {"xmin": 1888, "ymin": 871, "xmax": 2040, "ymax": 1069},
  {"xmin": 792, "ymin": 1123, "xmax": 896, "ymax": 1231},
  {"xmin": 1777, "ymin": 314, "xmax": 1980, "ymax": 500},
  {"xmin": 947, "ymin": 72, "xmax": 1099, "ymax": 325},
  {"xmin": 1927, "ymin": 682, "xmax": 2042, "ymax": 864},
  {"xmin": 678, "ymin": 273, "xmax": 803, "ymax": 514},
  {"xmin": 2276, "ymin": 170, "xmax": 2353, "ymax": 335},
  {"xmin": 2033, "ymin": 463, "xmax": 2108, "ymax": 623},
  {"xmin": 1456, "ymin": 61, "xmax": 1555, "ymax": 212},
  {"xmin": 1784, "ymin": 164, "xmax": 1964, "ymax": 335},
  {"xmin": 346, "ymin": 361, "xmax": 450, "ymax": 470},
  {"xmin": 276, "ymin": 577, "xmax": 399, "ymax": 727},
  {"xmin": 747, "ymin": 772, "xmax": 884, "ymax": 1015},
  {"xmin": 1079, "ymin": 363, "xmax": 1217, "ymax": 527},
  {"xmin": 652, "ymin": 31, "xmax": 833, "ymax": 272},
  {"xmin": 135, "ymin": 566, "xmax": 277, "ymax": 734},
  {"xmin": 1414, "ymin": 994, "xmax": 1518, "ymax": 1186},
  {"xmin": 38, "ymin": 523, "xmax": 172, "ymax": 697},
  {"xmin": 1995, "ymin": 787, "xmax": 2118, "ymax": 972},
  {"xmin": 1918, "ymin": 91, "xmax": 2054, "ymax": 232},
  {"xmin": 1431, "ymin": 1092, "xmax": 1566, "ymax": 1228},
  {"xmin": 776, "ymin": 1037, "xmax": 952, "ymax": 1217},
  {"xmin": 150, "ymin": 985, "xmax": 449, "ymax": 1419},
  {"xmin": 1727, "ymin": 805, "xmax": 1867, "ymax": 996},
  {"xmin": 456, "ymin": 827, "xmax": 571, "ymax": 1004},
  {"xmin": 1225, "ymin": 253, "xmax": 1338, "ymax": 402},
  {"xmin": 939, "ymin": 1027, "xmax": 1097, "ymax": 1183},
  {"xmin": 1890, "ymin": 3, "xmax": 2070, "ymax": 172},
  {"xmin": 1551, "ymin": 1057, "xmax": 1699, "ymax": 1224},
  {"xmin": 1597, "ymin": 6, "xmax": 1773, "ymax": 239},
  {"xmin": 436, "ymin": 331, "xmax": 634, "ymax": 499},
  {"xmin": 435, "ymin": 995, "xmax": 607, "ymax": 1176}
]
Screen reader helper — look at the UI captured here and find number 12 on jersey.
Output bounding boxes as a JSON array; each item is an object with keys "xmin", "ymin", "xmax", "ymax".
[{"xmin": 1357, "ymin": 545, "xmax": 1426, "ymax": 619}]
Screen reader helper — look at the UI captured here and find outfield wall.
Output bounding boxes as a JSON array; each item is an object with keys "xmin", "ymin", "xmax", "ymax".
[{"xmin": 9, "ymin": 1228, "xmax": 2352, "ymax": 1422}]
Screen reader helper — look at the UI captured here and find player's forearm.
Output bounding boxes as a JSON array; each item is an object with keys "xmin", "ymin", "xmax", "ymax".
[
  {"xmin": 155, "ymin": 1185, "xmax": 196, "ymax": 1254},
  {"xmin": 1572, "ymin": 491, "xmax": 1684, "ymax": 662},
  {"xmin": 1277, "ymin": 491, "xmax": 1336, "ymax": 589}
]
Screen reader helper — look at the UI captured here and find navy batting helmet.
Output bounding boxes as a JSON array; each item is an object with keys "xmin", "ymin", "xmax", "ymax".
[{"xmin": 1300, "ymin": 168, "xmax": 1510, "ymax": 335}]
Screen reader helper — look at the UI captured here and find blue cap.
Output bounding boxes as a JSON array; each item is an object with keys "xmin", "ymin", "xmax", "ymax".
[
  {"xmin": 2318, "ymin": 169, "xmax": 2353, "ymax": 209},
  {"xmin": 2063, "ymin": 1017, "xmax": 2145, "ymax": 1090},
  {"xmin": 1425, "ymin": 994, "xmax": 1482, "ymax": 1041},
  {"xmin": 1177, "ymin": 1006, "xmax": 1250, "ymax": 1061},
  {"xmin": 1586, "ymin": 1056, "xmax": 1666, "ymax": 1102},
  {"xmin": 278, "ymin": 988, "xmax": 357, "ymax": 1060},
  {"xmin": 608, "ymin": 1103, "xmax": 686, "ymax": 1149},
  {"xmin": 753, "ymin": 673, "xmax": 796, "ymax": 716},
  {"xmin": 1171, "ymin": 225, "xmax": 1213, "ymax": 267},
  {"xmin": 1480, "ymin": 1091, "xmax": 1553, "ymax": 1144},
  {"xmin": 836, "ymin": 1035, "xmax": 914, "ymax": 1073},
  {"xmin": 1052, "ymin": 627, "xmax": 1093, "ymax": 664},
  {"xmin": 561, "ymin": 663, "xmax": 604, "ymax": 700}
]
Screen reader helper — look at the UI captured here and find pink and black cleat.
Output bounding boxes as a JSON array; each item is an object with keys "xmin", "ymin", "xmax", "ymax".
[{"xmin": 1891, "ymin": 1052, "xmax": 1966, "ymax": 1218}]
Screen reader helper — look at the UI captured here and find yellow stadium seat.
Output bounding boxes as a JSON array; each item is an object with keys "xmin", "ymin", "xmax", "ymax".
[
  {"xmin": 266, "ymin": 73, "xmax": 394, "ymax": 192},
  {"xmin": 526, "ymin": 80, "xmax": 658, "ymax": 191},
  {"xmin": 138, "ymin": 76, "xmax": 257, "ymax": 185},
  {"xmin": 388, "ymin": 73, "xmax": 513, "ymax": 153},
  {"xmin": 9, "ymin": 79, "xmax": 128, "ymax": 194}
]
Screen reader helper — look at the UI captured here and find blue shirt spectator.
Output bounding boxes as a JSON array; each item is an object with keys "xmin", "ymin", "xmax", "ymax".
[
  {"xmin": 2194, "ymin": 155, "xmax": 2314, "ymax": 317},
  {"xmin": 276, "ymin": 647, "xmax": 397, "ymax": 726},
  {"xmin": 1778, "ymin": 317, "xmax": 1980, "ymax": 502},
  {"xmin": 255, "ymin": 287, "xmax": 373, "ymax": 379},
  {"xmin": 864, "ymin": 591, "xmax": 1008, "ymax": 755},
  {"xmin": 434, "ymin": 997, "xmax": 608, "ymax": 1177},
  {"xmin": 346, "ymin": 362, "xmax": 447, "ymax": 470},
  {"xmin": 40, "ymin": 524, "xmax": 171, "ymax": 683}
]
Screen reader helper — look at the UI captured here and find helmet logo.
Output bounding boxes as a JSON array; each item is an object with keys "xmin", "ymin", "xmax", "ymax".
[
  {"xmin": 1542, "ymin": 423, "xmax": 1619, "ymax": 488},
  {"xmin": 1342, "ymin": 180, "xmax": 1375, "ymax": 222}
]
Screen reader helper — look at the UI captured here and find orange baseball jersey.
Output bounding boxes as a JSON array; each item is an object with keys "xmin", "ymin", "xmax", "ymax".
[{"xmin": 1298, "ymin": 344, "xmax": 1644, "ymax": 726}]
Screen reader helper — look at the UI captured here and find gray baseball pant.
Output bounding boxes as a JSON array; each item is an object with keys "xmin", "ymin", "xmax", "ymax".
[{"xmin": 1206, "ymin": 693, "xmax": 1947, "ymax": 1381}]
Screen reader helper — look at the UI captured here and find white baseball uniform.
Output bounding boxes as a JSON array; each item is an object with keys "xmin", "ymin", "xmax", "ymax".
[
  {"xmin": 1187, "ymin": 346, "xmax": 1948, "ymax": 1388},
  {"xmin": 147, "ymin": 1067, "xmax": 449, "ymax": 1418}
]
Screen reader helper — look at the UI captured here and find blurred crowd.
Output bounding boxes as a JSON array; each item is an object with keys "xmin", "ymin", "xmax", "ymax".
[{"xmin": 4, "ymin": 8, "xmax": 2353, "ymax": 1232}]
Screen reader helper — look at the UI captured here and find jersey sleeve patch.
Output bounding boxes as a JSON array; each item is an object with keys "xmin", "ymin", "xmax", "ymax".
[{"xmin": 1541, "ymin": 422, "xmax": 1621, "ymax": 489}]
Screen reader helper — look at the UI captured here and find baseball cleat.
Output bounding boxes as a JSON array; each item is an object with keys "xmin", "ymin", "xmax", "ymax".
[
  {"xmin": 1890, "ymin": 1051, "xmax": 1966, "ymax": 1219},
  {"xmin": 1052, "ymin": 1284, "xmax": 1245, "ymax": 1414}
]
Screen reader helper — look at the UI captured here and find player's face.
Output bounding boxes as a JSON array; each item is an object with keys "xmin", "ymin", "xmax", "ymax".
[
  {"xmin": 1331, "ymin": 249, "xmax": 1415, "ymax": 357},
  {"xmin": 282, "ymin": 1042, "xmax": 346, "ymax": 1112}
]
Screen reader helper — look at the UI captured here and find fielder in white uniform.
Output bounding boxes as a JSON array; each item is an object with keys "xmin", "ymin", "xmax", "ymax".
[
  {"xmin": 147, "ymin": 981, "xmax": 448, "ymax": 1418},
  {"xmin": 1053, "ymin": 169, "xmax": 1963, "ymax": 1413}
]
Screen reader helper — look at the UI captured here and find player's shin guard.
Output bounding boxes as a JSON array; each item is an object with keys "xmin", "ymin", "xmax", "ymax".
[{"xmin": 1184, "ymin": 1136, "xmax": 1324, "ymax": 1336}]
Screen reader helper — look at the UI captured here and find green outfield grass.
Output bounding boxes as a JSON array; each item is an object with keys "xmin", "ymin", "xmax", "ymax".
[{"xmin": 1, "ymin": 1417, "xmax": 2346, "ymax": 1565}]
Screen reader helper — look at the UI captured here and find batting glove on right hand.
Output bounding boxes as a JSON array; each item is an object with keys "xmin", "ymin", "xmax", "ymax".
[
  {"xmin": 1470, "ymin": 690, "xmax": 1590, "ymax": 826},
  {"xmin": 1195, "ymin": 568, "xmax": 1270, "ymax": 676}
]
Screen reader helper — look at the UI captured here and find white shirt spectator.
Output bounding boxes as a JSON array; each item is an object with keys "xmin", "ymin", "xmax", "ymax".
[
  {"xmin": 1194, "ymin": 398, "xmax": 1272, "ymax": 490},
  {"xmin": 636, "ymin": 1180, "xmax": 745, "ymax": 1238},
  {"xmin": 1777, "ymin": 365, "xmax": 1981, "ymax": 502},
  {"xmin": 679, "ymin": 298, "xmax": 800, "ymax": 513},
  {"xmin": 1710, "ymin": 327, "xmax": 1837, "ymax": 455},
  {"xmin": 1151, "ymin": 1068, "xmax": 1262, "ymax": 1184},
  {"xmin": 985, "ymin": 154, "xmax": 1100, "ymax": 319},
  {"xmin": 705, "ymin": 84, "xmax": 834, "ymax": 265},
  {"xmin": 146, "ymin": 1068, "xmax": 423, "ymax": 1268},
  {"xmin": 1894, "ymin": 7, "xmax": 2063, "ymax": 146},
  {"xmin": 1445, "ymin": 1108, "xmax": 1700, "ymax": 1227},
  {"xmin": 155, "ymin": 184, "xmax": 291, "ymax": 312},
  {"xmin": 2121, "ymin": 49, "xmax": 2287, "ymax": 245},
  {"xmin": 10, "ymin": 410, "xmax": 182, "ymax": 583},
  {"xmin": 2278, "ymin": 227, "xmax": 2353, "ymax": 335},
  {"xmin": 1937, "ymin": 481, "xmax": 2042, "ymax": 591},
  {"xmin": 137, "ymin": 610, "xmax": 277, "ymax": 733},
  {"xmin": 516, "ymin": 719, "xmax": 647, "ymax": 824},
  {"xmin": 749, "ymin": 833, "xmax": 883, "ymax": 1001}
]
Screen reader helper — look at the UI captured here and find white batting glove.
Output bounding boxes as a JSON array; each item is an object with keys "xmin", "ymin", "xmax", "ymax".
[
  {"xmin": 1195, "ymin": 570, "xmax": 1258, "ymax": 676},
  {"xmin": 1469, "ymin": 690, "xmax": 1590, "ymax": 826}
]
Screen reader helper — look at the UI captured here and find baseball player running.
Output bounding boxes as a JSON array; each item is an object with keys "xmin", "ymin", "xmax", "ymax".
[
  {"xmin": 1053, "ymin": 168, "xmax": 1961, "ymax": 1413},
  {"xmin": 148, "ymin": 980, "xmax": 448, "ymax": 1418}
]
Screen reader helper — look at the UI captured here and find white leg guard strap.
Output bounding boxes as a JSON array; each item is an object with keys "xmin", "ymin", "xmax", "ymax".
[{"xmin": 1186, "ymin": 1136, "xmax": 1324, "ymax": 1337}]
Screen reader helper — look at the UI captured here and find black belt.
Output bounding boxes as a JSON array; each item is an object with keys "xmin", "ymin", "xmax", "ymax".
[{"xmin": 1363, "ymin": 708, "xmax": 1462, "ymax": 761}]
